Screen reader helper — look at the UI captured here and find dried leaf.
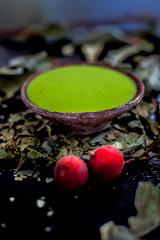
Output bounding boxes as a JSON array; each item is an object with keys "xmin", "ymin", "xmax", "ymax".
[
  {"xmin": 14, "ymin": 169, "xmax": 34, "ymax": 178},
  {"xmin": 135, "ymin": 55, "xmax": 160, "ymax": 91},
  {"xmin": 126, "ymin": 133, "xmax": 139, "ymax": 145},
  {"xmin": 148, "ymin": 120, "xmax": 159, "ymax": 135},
  {"xmin": 130, "ymin": 148, "xmax": 145, "ymax": 158},
  {"xmin": 9, "ymin": 113, "xmax": 24, "ymax": 127},
  {"xmin": 0, "ymin": 148, "xmax": 7, "ymax": 159},
  {"xmin": 136, "ymin": 101, "xmax": 151, "ymax": 119},
  {"xmin": 104, "ymin": 39, "xmax": 153, "ymax": 66},
  {"xmin": 104, "ymin": 45, "xmax": 142, "ymax": 66},
  {"xmin": 100, "ymin": 221, "xmax": 139, "ymax": 240},
  {"xmin": 46, "ymin": 125, "xmax": 55, "ymax": 148},
  {"xmin": 123, "ymin": 134, "xmax": 145, "ymax": 155},
  {"xmin": 15, "ymin": 157, "xmax": 27, "ymax": 172},
  {"xmin": 112, "ymin": 141, "xmax": 127, "ymax": 150},
  {"xmin": 8, "ymin": 51, "xmax": 48, "ymax": 71},
  {"xmin": 0, "ymin": 74, "xmax": 28, "ymax": 99},
  {"xmin": 90, "ymin": 131, "xmax": 107, "ymax": 144},
  {"xmin": 0, "ymin": 66, "xmax": 24, "ymax": 75},
  {"xmin": 112, "ymin": 133, "xmax": 146, "ymax": 156},
  {"xmin": 55, "ymin": 147, "xmax": 68, "ymax": 160},
  {"xmin": 0, "ymin": 128, "xmax": 15, "ymax": 141},
  {"xmin": 17, "ymin": 130, "xmax": 32, "ymax": 136},
  {"xmin": 19, "ymin": 137, "xmax": 39, "ymax": 151},
  {"xmin": 27, "ymin": 150, "xmax": 42, "ymax": 159},
  {"xmin": 128, "ymin": 182, "xmax": 160, "ymax": 237},
  {"xmin": 127, "ymin": 120, "xmax": 140, "ymax": 129},
  {"xmin": 81, "ymin": 42, "xmax": 104, "ymax": 62},
  {"xmin": 37, "ymin": 23, "xmax": 65, "ymax": 37},
  {"xmin": 61, "ymin": 44, "xmax": 75, "ymax": 56},
  {"xmin": 42, "ymin": 140, "xmax": 52, "ymax": 154},
  {"xmin": 75, "ymin": 27, "xmax": 126, "ymax": 45},
  {"xmin": 147, "ymin": 63, "xmax": 160, "ymax": 91}
]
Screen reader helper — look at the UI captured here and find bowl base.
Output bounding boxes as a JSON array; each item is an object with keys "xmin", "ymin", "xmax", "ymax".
[{"xmin": 69, "ymin": 121, "xmax": 112, "ymax": 135}]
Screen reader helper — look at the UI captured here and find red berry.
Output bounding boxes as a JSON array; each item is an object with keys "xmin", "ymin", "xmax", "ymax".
[
  {"xmin": 88, "ymin": 145, "xmax": 124, "ymax": 180},
  {"xmin": 54, "ymin": 155, "xmax": 88, "ymax": 189}
]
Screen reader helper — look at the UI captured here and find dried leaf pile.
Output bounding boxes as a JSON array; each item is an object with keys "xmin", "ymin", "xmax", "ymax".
[{"xmin": 0, "ymin": 102, "xmax": 159, "ymax": 178}]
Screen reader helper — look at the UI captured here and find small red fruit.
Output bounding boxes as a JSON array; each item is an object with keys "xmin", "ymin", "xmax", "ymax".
[
  {"xmin": 54, "ymin": 155, "xmax": 88, "ymax": 189},
  {"xmin": 89, "ymin": 145, "xmax": 124, "ymax": 180}
]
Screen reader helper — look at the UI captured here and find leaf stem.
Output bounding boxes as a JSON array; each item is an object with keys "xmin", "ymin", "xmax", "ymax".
[
  {"xmin": 125, "ymin": 138, "xmax": 160, "ymax": 164},
  {"xmin": 143, "ymin": 138, "xmax": 160, "ymax": 155},
  {"xmin": 125, "ymin": 153, "xmax": 160, "ymax": 164},
  {"xmin": 26, "ymin": 147, "xmax": 57, "ymax": 163}
]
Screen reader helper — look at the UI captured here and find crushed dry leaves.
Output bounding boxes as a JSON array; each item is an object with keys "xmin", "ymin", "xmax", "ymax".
[{"xmin": 0, "ymin": 101, "xmax": 159, "ymax": 179}]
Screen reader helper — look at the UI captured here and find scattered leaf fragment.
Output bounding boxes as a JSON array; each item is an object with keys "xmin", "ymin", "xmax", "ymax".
[
  {"xmin": 90, "ymin": 131, "xmax": 107, "ymax": 144},
  {"xmin": 100, "ymin": 221, "xmax": 139, "ymax": 240},
  {"xmin": 0, "ymin": 148, "xmax": 7, "ymax": 159},
  {"xmin": 27, "ymin": 150, "xmax": 42, "ymax": 159},
  {"xmin": 55, "ymin": 147, "xmax": 68, "ymax": 160}
]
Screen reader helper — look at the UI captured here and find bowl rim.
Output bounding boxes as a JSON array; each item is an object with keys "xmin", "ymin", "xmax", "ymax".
[{"xmin": 21, "ymin": 61, "xmax": 144, "ymax": 118}]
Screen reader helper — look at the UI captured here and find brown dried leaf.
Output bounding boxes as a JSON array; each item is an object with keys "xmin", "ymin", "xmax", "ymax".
[
  {"xmin": 55, "ymin": 147, "xmax": 68, "ymax": 160},
  {"xmin": 131, "ymin": 148, "xmax": 145, "ymax": 158},
  {"xmin": 100, "ymin": 221, "xmax": 139, "ymax": 240},
  {"xmin": 128, "ymin": 182, "xmax": 160, "ymax": 237},
  {"xmin": 136, "ymin": 101, "xmax": 152, "ymax": 119}
]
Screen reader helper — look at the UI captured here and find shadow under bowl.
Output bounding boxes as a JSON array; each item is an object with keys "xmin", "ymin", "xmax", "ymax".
[{"xmin": 21, "ymin": 62, "xmax": 144, "ymax": 135}]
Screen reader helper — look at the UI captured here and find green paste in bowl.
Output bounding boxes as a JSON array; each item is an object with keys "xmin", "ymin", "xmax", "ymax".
[{"xmin": 27, "ymin": 65, "xmax": 137, "ymax": 112}]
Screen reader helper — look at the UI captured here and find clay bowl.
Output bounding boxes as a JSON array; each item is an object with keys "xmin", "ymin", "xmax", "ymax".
[{"xmin": 21, "ymin": 62, "xmax": 144, "ymax": 135}]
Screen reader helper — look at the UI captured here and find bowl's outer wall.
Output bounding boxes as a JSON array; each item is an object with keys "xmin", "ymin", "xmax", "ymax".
[{"xmin": 21, "ymin": 62, "xmax": 144, "ymax": 134}]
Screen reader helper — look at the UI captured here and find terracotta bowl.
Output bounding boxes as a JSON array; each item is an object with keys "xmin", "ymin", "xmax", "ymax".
[{"xmin": 21, "ymin": 62, "xmax": 144, "ymax": 135}]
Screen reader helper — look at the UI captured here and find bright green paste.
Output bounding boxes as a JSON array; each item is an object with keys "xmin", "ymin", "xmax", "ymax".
[{"xmin": 27, "ymin": 65, "xmax": 137, "ymax": 112}]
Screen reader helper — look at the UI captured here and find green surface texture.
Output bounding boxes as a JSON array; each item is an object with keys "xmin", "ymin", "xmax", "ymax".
[{"xmin": 27, "ymin": 65, "xmax": 137, "ymax": 112}]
